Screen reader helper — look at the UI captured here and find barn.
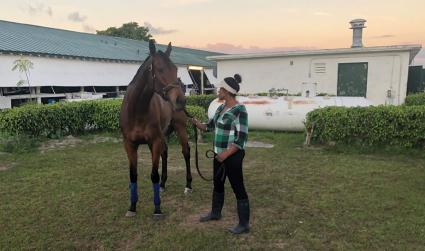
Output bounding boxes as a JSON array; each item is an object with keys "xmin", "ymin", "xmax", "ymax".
[
  {"xmin": 0, "ymin": 20, "xmax": 221, "ymax": 109},
  {"xmin": 208, "ymin": 20, "xmax": 422, "ymax": 105}
]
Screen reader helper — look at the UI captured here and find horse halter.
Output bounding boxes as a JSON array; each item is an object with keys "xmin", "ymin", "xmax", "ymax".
[
  {"xmin": 162, "ymin": 82, "xmax": 182, "ymax": 99},
  {"xmin": 148, "ymin": 56, "xmax": 186, "ymax": 110}
]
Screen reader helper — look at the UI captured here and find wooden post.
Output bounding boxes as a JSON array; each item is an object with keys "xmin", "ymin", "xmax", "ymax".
[
  {"xmin": 36, "ymin": 87, "xmax": 41, "ymax": 104},
  {"xmin": 201, "ymin": 70, "xmax": 204, "ymax": 95}
]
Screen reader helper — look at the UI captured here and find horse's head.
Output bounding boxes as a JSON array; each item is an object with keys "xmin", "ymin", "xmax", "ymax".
[{"xmin": 149, "ymin": 39, "xmax": 186, "ymax": 111}]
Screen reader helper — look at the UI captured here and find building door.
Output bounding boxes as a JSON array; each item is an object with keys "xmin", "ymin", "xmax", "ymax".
[
  {"xmin": 407, "ymin": 65, "xmax": 424, "ymax": 94},
  {"xmin": 337, "ymin": 62, "xmax": 368, "ymax": 97}
]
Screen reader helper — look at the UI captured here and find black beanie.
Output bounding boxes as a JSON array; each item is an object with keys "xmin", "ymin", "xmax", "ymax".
[{"xmin": 223, "ymin": 74, "xmax": 242, "ymax": 93}]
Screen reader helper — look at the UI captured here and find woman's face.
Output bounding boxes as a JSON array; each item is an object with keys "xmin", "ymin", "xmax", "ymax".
[{"xmin": 218, "ymin": 87, "xmax": 228, "ymax": 100}]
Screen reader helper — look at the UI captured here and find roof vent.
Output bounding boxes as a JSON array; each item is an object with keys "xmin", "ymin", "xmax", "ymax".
[{"xmin": 350, "ymin": 19, "xmax": 366, "ymax": 48}]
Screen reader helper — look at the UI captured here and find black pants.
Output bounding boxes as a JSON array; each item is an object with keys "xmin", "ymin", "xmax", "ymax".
[{"xmin": 213, "ymin": 150, "xmax": 248, "ymax": 200}]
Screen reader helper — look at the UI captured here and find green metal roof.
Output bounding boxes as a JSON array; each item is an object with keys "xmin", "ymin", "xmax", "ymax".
[{"xmin": 0, "ymin": 20, "xmax": 222, "ymax": 67}]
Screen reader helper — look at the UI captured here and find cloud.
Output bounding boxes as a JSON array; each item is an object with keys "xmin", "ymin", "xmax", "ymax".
[
  {"xmin": 21, "ymin": 3, "xmax": 53, "ymax": 16},
  {"xmin": 143, "ymin": 22, "xmax": 177, "ymax": 35},
  {"xmin": 46, "ymin": 6, "xmax": 53, "ymax": 16},
  {"xmin": 184, "ymin": 43, "xmax": 316, "ymax": 54},
  {"xmin": 370, "ymin": 35, "xmax": 396, "ymax": 39},
  {"xmin": 159, "ymin": 0, "xmax": 211, "ymax": 8},
  {"xmin": 83, "ymin": 24, "xmax": 96, "ymax": 33},
  {"xmin": 314, "ymin": 12, "xmax": 331, "ymax": 16},
  {"xmin": 68, "ymin": 12, "xmax": 87, "ymax": 22}
]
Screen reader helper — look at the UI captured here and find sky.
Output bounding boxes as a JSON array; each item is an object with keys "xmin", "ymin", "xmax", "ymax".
[{"xmin": 1, "ymin": 0, "xmax": 424, "ymax": 65}]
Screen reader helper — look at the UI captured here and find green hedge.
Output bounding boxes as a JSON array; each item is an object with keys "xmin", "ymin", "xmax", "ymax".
[
  {"xmin": 405, "ymin": 93, "xmax": 425, "ymax": 106},
  {"xmin": 0, "ymin": 99, "xmax": 207, "ymax": 140},
  {"xmin": 186, "ymin": 94, "xmax": 216, "ymax": 111},
  {"xmin": 0, "ymin": 101, "xmax": 96, "ymax": 137},
  {"xmin": 182, "ymin": 105, "xmax": 207, "ymax": 139},
  {"xmin": 306, "ymin": 105, "xmax": 425, "ymax": 147}
]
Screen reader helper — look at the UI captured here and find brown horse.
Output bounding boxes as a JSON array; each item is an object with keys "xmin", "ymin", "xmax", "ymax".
[{"xmin": 120, "ymin": 40, "xmax": 192, "ymax": 217}]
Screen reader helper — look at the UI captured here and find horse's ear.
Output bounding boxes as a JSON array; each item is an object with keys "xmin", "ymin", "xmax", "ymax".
[
  {"xmin": 149, "ymin": 39, "xmax": 156, "ymax": 55},
  {"xmin": 165, "ymin": 42, "xmax": 172, "ymax": 57}
]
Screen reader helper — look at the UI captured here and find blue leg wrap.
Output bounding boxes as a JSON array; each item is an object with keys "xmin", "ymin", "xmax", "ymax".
[
  {"xmin": 130, "ymin": 182, "xmax": 138, "ymax": 204},
  {"xmin": 153, "ymin": 183, "xmax": 161, "ymax": 206}
]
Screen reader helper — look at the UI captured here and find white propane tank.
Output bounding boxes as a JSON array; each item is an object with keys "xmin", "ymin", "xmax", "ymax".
[{"xmin": 207, "ymin": 96, "xmax": 375, "ymax": 132}]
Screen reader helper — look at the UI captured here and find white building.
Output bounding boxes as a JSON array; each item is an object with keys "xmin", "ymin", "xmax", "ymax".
[
  {"xmin": 208, "ymin": 20, "xmax": 422, "ymax": 105},
  {"xmin": 0, "ymin": 20, "xmax": 220, "ymax": 109}
]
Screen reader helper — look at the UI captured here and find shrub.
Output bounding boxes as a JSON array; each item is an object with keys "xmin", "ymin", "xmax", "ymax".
[
  {"xmin": 92, "ymin": 99, "xmax": 122, "ymax": 131},
  {"xmin": 405, "ymin": 93, "xmax": 425, "ymax": 106},
  {"xmin": 0, "ymin": 101, "xmax": 96, "ymax": 137},
  {"xmin": 0, "ymin": 99, "xmax": 207, "ymax": 141},
  {"xmin": 186, "ymin": 95, "xmax": 216, "ymax": 111},
  {"xmin": 306, "ymin": 105, "xmax": 425, "ymax": 147},
  {"xmin": 183, "ymin": 105, "xmax": 207, "ymax": 140}
]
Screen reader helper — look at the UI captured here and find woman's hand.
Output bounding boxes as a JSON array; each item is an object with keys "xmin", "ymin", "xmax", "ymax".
[
  {"xmin": 192, "ymin": 118, "xmax": 207, "ymax": 131},
  {"xmin": 215, "ymin": 152, "xmax": 227, "ymax": 162},
  {"xmin": 216, "ymin": 145, "xmax": 239, "ymax": 162},
  {"xmin": 191, "ymin": 117, "xmax": 199, "ymax": 126}
]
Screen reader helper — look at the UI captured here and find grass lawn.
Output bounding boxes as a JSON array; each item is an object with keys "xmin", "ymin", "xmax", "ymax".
[{"xmin": 0, "ymin": 132, "xmax": 424, "ymax": 250}]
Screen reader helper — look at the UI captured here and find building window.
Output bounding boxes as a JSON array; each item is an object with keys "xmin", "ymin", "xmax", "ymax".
[{"xmin": 314, "ymin": 63, "xmax": 326, "ymax": 74}]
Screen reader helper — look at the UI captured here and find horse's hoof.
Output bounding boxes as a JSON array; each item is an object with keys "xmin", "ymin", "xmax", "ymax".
[
  {"xmin": 184, "ymin": 187, "xmax": 193, "ymax": 194},
  {"xmin": 160, "ymin": 187, "xmax": 165, "ymax": 193},
  {"xmin": 125, "ymin": 210, "xmax": 136, "ymax": 217}
]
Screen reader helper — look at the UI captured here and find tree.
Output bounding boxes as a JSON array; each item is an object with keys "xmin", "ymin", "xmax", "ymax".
[
  {"xmin": 12, "ymin": 57, "xmax": 34, "ymax": 99},
  {"xmin": 96, "ymin": 22, "xmax": 153, "ymax": 41}
]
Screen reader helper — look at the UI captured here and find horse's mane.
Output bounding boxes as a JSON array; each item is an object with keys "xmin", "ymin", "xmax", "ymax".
[
  {"xmin": 126, "ymin": 52, "xmax": 176, "ymax": 109},
  {"xmin": 129, "ymin": 55, "xmax": 152, "ymax": 86},
  {"xmin": 129, "ymin": 50, "xmax": 173, "ymax": 86}
]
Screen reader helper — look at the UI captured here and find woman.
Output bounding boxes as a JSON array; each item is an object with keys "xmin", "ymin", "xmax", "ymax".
[{"xmin": 192, "ymin": 74, "xmax": 250, "ymax": 234}]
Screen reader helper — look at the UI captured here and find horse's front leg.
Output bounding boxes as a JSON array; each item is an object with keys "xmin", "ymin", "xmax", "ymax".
[
  {"xmin": 160, "ymin": 143, "xmax": 168, "ymax": 192},
  {"xmin": 175, "ymin": 124, "xmax": 192, "ymax": 194},
  {"xmin": 150, "ymin": 139, "xmax": 164, "ymax": 216},
  {"xmin": 124, "ymin": 140, "xmax": 139, "ymax": 217}
]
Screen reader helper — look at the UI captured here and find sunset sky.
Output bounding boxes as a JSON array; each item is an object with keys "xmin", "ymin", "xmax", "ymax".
[{"xmin": 1, "ymin": 0, "xmax": 424, "ymax": 65}]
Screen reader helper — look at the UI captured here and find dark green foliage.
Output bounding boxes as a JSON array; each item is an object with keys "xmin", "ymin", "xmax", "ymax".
[
  {"xmin": 183, "ymin": 105, "xmax": 207, "ymax": 139},
  {"xmin": 186, "ymin": 94, "xmax": 216, "ymax": 111},
  {"xmin": 0, "ymin": 100, "xmax": 207, "ymax": 140},
  {"xmin": 96, "ymin": 22, "xmax": 152, "ymax": 41},
  {"xmin": 92, "ymin": 99, "xmax": 122, "ymax": 131},
  {"xmin": 405, "ymin": 93, "xmax": 425, "ymax": 106},
  {"xmin": 0, "ymin": 101, "xmax": 95, "ymax": 137},
  {"xmin": 306, "ymin": 105, "xmax": 425, "ymax": 147}
]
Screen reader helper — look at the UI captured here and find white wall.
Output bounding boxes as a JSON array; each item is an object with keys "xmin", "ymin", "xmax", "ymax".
[
  {"xmin": 0, "ymin": 55, "xmax": 140, "ymax": 87},
  {"xmin": 1, "ymin": 54, "xmax": 211, "ymax": 90},
  {"xmin": 216, "ymin": 51, "xmax": 411, "ymax": 105}
]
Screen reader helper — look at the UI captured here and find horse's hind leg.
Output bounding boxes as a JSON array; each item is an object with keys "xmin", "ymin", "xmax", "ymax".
[
  {"xmin": 150, "ymin": 139, "xmax": 164, "ymax": 216},
  {"xmin": 124, "ymin": 140, "xmax": 139, "ymax": 217},
  {"xmin": 175, "ymin": 123, "xmax": 192, "ymax": 194},
  {"xmin": 160, "ymin": 143, "xmax": 168, "ymax": 192}
]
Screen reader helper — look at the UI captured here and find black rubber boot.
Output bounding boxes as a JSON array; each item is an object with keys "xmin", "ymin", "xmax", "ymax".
[
  {"xmin": 200, "ymin": 191, "xmax": 224, "ymax": 222},
  {"xmin": 228, "ymin": 199, "xmax": 250, "ymax": 234}
]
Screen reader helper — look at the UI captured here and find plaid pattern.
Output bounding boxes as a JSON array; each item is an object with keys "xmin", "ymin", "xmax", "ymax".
[{"xmin": 206, "ymin": 104, "xmax": 248, "ymax": 154}]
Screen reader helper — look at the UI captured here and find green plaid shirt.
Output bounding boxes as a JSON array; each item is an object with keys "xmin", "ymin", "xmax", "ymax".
[{"xmin": 206, "ymin": 103, "xmax": 248, "ymax": 154}]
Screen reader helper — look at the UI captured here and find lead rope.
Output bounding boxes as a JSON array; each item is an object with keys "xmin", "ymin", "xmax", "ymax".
[{"xmin": 184, "ymin": 108, "xmax": 226, "ymax": 182}]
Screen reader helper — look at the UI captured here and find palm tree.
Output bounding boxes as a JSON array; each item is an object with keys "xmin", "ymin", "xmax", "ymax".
[{"xmin": 12, "ymin": 57, "xmax": 34, "ymax": 99}]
